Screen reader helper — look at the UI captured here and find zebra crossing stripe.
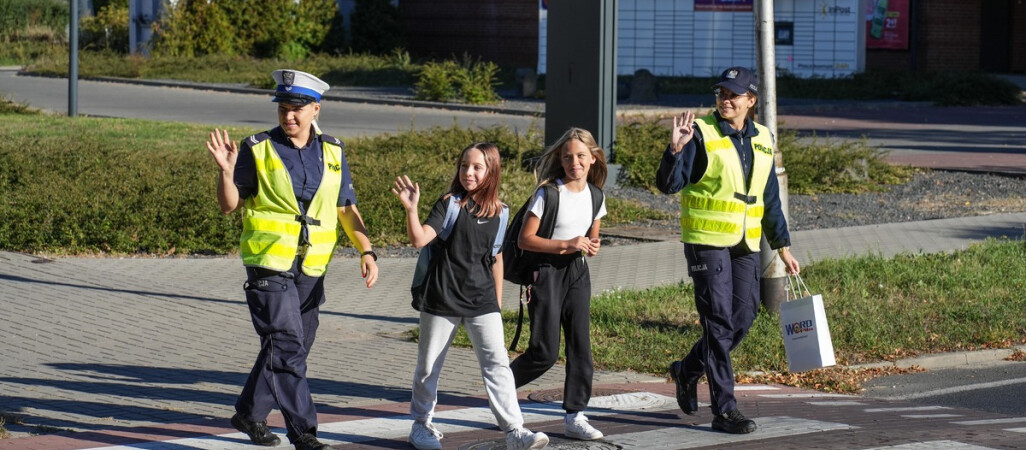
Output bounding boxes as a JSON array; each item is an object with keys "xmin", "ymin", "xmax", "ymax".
[{"xmin": 605, "ymin": 416, "xmax": 855, "ymax": 449}]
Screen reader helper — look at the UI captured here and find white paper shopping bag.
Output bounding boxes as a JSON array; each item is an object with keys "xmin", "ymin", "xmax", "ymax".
[{"xmin": 779, "ymin": 274, "xmax": 836, "ymax": 372}]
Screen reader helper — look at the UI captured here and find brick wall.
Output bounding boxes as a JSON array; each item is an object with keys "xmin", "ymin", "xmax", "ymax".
[
  {"xmin": 915, "ymin": 0, "xmax": 981, "ymax": 72},
  {"xmin": 1012, "ymin": 1, "xmax": 1026, "ymax": 73},
  {"xmin": 399, "ymin": 0, "xmax": 538, "ymax": 68}
]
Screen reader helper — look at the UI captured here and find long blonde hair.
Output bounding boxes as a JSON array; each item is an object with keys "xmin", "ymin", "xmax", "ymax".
[{"xmin": 534, "ymin": 127, "xmax": 607, "ymax": 189}]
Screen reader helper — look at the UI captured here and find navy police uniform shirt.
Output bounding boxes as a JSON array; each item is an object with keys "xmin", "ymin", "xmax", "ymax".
[
  {"xmin": 234, "ymin": 126, "xmax": 358, "ymax": 211},
  {"xmin": 655, "ymin": 112, "xmax": 791, "ymax": 252}
]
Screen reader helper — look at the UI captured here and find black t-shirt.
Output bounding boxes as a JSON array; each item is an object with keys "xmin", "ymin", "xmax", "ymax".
[{"xmin": 421, "ymin": 196, "xmax": 502, "ymax": 317}]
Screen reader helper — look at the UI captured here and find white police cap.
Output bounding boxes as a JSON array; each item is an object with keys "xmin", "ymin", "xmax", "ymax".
[{"xmin": 271, "ymin": 69, "xmax": 330, "ymax": 105}]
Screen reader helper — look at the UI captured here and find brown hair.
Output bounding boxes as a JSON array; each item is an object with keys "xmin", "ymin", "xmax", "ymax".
[
  {"xmin": 447, "ymin": 142, "xmax": 503, "ymax": 218},
  {"xmin": 534, "ymin": 127, "xmax": 607, "ymax": 189}
]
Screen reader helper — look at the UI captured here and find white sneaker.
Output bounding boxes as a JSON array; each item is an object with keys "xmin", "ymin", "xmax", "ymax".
[
  {"xmin": 408, "ymin": 421, "xmax": 443, "ymax": 450},
  {"xmin": 565, "ymin": 414, "xmax": 603, "ymax": 440},
  {"xmin": 505, "ymin": 427, "xmax": 549, "ymax": 450}
]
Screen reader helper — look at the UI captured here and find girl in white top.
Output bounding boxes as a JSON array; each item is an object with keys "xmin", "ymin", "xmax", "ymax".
[
  {"xmin": 509, "ymin": 127, "xmax": 608, "ymax": 441},
  {"xmin": 393, "ymin": 142, "xmax": 549, "ymax": 450}
]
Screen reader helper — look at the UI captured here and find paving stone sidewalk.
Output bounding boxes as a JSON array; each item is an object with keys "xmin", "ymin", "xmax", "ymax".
[{"xmin": 3, "ymin": 212, "xmax": 1026, "ymax": 449}]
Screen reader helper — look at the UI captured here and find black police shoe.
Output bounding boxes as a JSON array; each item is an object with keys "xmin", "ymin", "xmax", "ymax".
[
  {"xmin": 669, "ymin": 360, "xmax": 699, "ymax": 415},
  {"xmin": 294, "ymin": 432, "xmax": 331, "ymax": 450},
  {"xmin": 712, "ymin": 409, "xmax": 757, "ymax": 434},
  {"xmin": 231, "ymin": 413, "xmax": 281, "ymax": 446}
]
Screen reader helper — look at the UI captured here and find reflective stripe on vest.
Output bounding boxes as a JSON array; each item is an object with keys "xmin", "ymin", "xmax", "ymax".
[
  {"xmin": 241, "ymin": 136, "xmax": 343, "ymax": 276},
  {"xmin": 680, "ymin": 115, "xmax": 774, "ymax": 251}
]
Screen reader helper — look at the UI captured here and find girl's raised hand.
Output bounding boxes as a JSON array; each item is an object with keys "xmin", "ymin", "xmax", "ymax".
[
  {"xmin": 671, "ymin": 111, "xmax": 696, "ymax": 154},
  {"xmin": 391, "ymin": 175, "xmax": 420, "ymax": 211}
]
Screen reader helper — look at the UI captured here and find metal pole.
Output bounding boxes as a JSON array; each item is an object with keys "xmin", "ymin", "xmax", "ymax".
[
  {"xmin": 68, "ymin": 0, "xmax": 79, "ymax": 117},
  {"xmin": 756, "ymin": 0, "xmax": 789, "ymax": 314}
]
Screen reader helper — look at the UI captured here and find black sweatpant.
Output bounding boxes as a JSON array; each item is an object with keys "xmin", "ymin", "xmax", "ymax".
[{"xmin": 510, "ymin": 256, "xmax": 594, "ymax": 412}]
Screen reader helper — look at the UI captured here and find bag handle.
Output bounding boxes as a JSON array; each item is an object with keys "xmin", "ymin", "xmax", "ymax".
[{"xmin": 786, "ymin": 273, "xmax": 813, "ymax": 301}]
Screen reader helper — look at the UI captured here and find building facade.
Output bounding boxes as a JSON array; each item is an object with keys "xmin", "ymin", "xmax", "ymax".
[{"xmin": 398, "ymin": 0, "xmax": 1025, "ymax": 76}]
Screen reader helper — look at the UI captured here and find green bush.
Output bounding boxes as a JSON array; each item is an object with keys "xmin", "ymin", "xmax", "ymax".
[
  {"xmin": 29, "ymin": 48, "xmax": 146, "ymax": 78},
  {"xmin": 612, "ymin": 117, "xmax": 913, "ymax": 195},
  {"xmin": 350, "ymin": 0, "xmax": 403, "ymax": 55},
  {"xmin": 0, "ymin": 0, "xmax": 66, "ymax": 64},
  {"xmin": 414, "ymin": 60, "xmax": 459, "ymax": 102},
  {"xmin": 152, "ymin": 0, "xmax": 234, "ymax": 57},
  {"xmin": 779, "ymin": 129, "xmax": 914, "ymax": 194},
  {"xmin": 901, "ymin": 71, "xmax": 1023, "ymax": 106},
  {"xmin": 152, "ymin": 0, "xmax": 336, "ymax": 59},
  {"xmin": 0, "ymin": 115, "xmax": 241, "ymax": 255},
  {"xmin": 80, "ymin": 1, "xmax": 129, "ymax": 53},
  {"xmin": 414, "ymin": 56, "xmax": 501, "ymax": 105},
  {"xmin": 455, "ymin": 57, "xmax": 501, "ymax": 104},
  {"xmin": 0, "ymin": 39, "xmax": 62, "ymax": 66},
  {"xmin": 614, "ymin": 117, "xmax": 697, "ymax": 190},
  {"xmin": 0, "ymin": 95, "xmax": 37, "ymax": 114},
  {"xmin": 0, "ymin": 0, "xmax": 67, "ymax": 40},
  {"xmin": 0, "ymin": 112, "xmax": 546, "ymax": 255},
  {"xmin": 26, "ymin": 50, "xmax": 421, "ymax": 87}
]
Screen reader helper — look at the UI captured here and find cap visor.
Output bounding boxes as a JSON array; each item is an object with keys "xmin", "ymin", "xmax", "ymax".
[
  {"xmin": 272, "ymin": 94, "xmax": 315, "ymax": 105},
  {"xmin": 714, "ymin": 80, "xmax": 751, "ymax": 95}
]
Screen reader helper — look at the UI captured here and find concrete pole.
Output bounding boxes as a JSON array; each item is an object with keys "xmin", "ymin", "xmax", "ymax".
[
  {"xmin": 756, "ymin": 0, "xmax": 789, "ymax": 313},
  {"xmin": 68, "ymin": 0, "xmax": 78, "ymax": 117},
  {"xmin": 544, "ymin": 0, "xmax": 618, "ymax": 187}
]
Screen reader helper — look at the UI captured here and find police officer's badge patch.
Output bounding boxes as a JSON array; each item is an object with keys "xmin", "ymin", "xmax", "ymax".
[
  {"xmin": 282, "ymin": 71, "xmax": 295, "ymax": 86},
  {"xmin": 727, "ymin": 69, "xmax": 738, "ymax": 79}
]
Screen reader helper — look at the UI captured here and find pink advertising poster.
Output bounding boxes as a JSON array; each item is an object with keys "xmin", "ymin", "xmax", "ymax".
[{"xmin": 866, "ymin": 0, "xmax": 910, "ymax": 50}]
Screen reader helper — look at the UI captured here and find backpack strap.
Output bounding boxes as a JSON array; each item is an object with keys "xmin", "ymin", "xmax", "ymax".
[
  {"xmin": 536, "ymin": 184, "xmax": 559, "ymax": 239},
  {"xmin": 491, "ymin": 204, "xmax": 509, "ymax": 257},
  {"xmin": 585, "ymin": 183, "xmax": 604, "ymax": 236},
  {"xmin": 437, "ymin": 194, "xmax": 462, "ymax": 241}
]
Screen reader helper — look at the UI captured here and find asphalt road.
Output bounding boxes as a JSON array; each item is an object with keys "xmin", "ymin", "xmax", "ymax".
[
  {"xmin": 863, "ymin": 361, "xmax": 1026, "ymax": 417},
  {"xmin": 0, "ymin": 69, "xmax": 540, "ymax": 139},
  {"xmin": 781, "ymin": 104, "xmax": 1026, "ymax": 174}
]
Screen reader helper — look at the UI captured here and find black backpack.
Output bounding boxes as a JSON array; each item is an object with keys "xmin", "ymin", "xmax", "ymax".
[
  {"xmin": 501, "ymin": 182, "xmax": 604, "ymax": 350},
  {"xmin": 501, "ymin": 184, "xmax": 558, "ymax": 285}
]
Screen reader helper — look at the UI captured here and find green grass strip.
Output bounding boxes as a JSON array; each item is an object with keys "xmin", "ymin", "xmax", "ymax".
[{"xmin": 445, "ymin": 239, "xmax": 1026, "ymax": 380}]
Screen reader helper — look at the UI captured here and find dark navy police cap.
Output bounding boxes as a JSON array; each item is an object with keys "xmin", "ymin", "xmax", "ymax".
[
  {"xmin": 714, "ymin": 66, "xmax": 758, "ymax": 96},
  {"xmin": 271, "ymin": 69, "xmax": 330, "ymax": 105}
]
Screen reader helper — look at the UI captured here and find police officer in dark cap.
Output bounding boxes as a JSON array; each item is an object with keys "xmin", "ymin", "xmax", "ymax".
[
  {"xmin": 656, "ymin": 66, "xmax": 800, "ymax": 434},
  {"xmin": 206, "ymin": 69, "xmax": 379, "ymax": 450}
]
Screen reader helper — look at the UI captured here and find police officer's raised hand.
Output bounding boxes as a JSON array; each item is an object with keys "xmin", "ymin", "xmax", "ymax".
[
  {"xmin": 671, "ymin": 111, "xmax": 696, "ymax": 154},
  {"xmin": 206, "ymin": 128, "xmax": 238, "ymax": 173}
]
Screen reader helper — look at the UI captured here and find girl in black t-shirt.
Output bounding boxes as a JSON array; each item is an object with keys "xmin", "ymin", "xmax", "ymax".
[
  {"xmin": 509, "ymin": 127, "xmax": 609, "ymax": 441},
  {"xmin": 392, "ymin": 143, "xmax": 549, "ymax": 450}
]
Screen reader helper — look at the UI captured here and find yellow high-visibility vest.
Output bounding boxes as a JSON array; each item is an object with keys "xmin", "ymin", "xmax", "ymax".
[
  {"xmin": 240, "ymin": 133, "xmax": 344, "ymax": 276},
  {"xmin": 680, "ymin": 115, "xmax": 775, "ymax": 251}
]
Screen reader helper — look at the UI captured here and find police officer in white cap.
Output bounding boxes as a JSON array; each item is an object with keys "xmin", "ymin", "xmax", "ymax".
[{"xmin": 205, "ymin": 69, "xmax": 379, "ymax": 450}]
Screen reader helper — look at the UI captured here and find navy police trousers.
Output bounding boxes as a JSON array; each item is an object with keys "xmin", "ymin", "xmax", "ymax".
[
  {"xmin": 679, "ymin": 244, "xmax": 760, "ymax": 415},
  {"xmin": 236, "ymin": 256, "xmax": 324, "ymax": 442}
]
